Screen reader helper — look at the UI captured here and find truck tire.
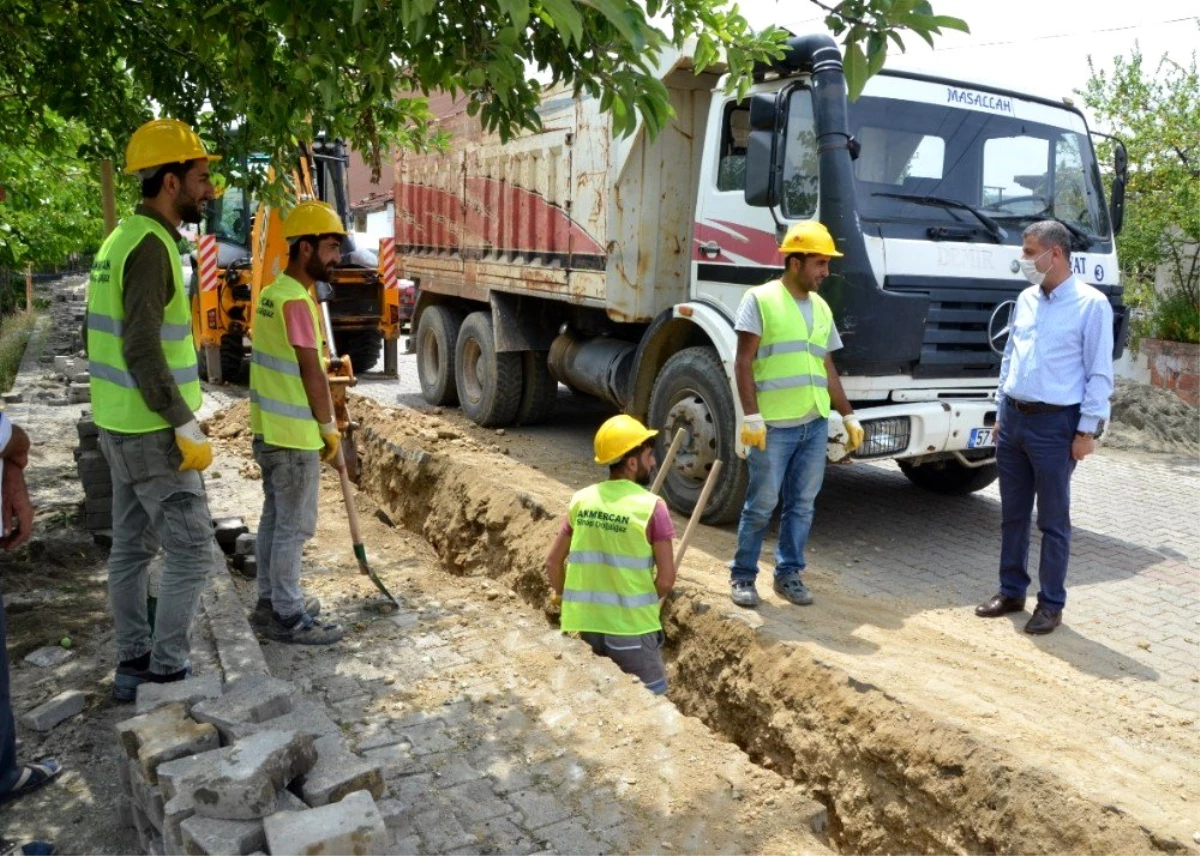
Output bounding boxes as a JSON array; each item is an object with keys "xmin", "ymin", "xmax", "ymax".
[
  {"xmin": 648, "ymin": 346, "xmax": 748, "ymax": 525},
  {"xmin": 455, "ymin": 311, "xmax": 522, "ymax": 428},
  {"xmin": 220, "ymin": 333, "xmax": 245, "ymax": 383},
  {"xmin": 898, "ymin": 459, "xmax": 999, "ymax": 495},
  {"xmin": 336, "ymin": 329, "xmax": 383, "ymax": 374},
  {"xmin": 515, "ymin": 351, "xmax": 558, "ymax": 426},
  {"xmin": 417, "ymin": 305, "xmax": 464, "ymax": 406}
]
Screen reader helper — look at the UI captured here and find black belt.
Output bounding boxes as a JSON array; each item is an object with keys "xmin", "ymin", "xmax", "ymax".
[{"xmin": 1009, "ymin": 399, "xmax": 1071, "ymax": 415}]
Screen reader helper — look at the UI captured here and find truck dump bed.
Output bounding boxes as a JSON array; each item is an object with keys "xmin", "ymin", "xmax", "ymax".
[{"xmin": 396, "ymin": 57, "xmax": 721, "ymax": 323}]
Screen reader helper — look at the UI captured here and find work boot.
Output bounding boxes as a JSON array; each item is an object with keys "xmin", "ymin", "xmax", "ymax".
[
  {"xmin": 730, "ymin": 580, "xmax": 760, "ymax": 608},
  {"xmin": 268, "ymin": 611, "xmax": 344, "ymax": 645},
  {"xmin": 773, "ymin": 573, "xmax": 814, "ymax": 606},
  {"xmin": 249, "ymin": 597, "xmax": 321, "ymax": 631},
  {"xmin": 113, "ymin": 657, "xmax": 191, "ymax": 702}
]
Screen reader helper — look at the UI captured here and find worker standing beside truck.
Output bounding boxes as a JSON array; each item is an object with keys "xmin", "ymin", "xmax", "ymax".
[
  {"xmin": 729, "ymin": 222, "xmax": 863, "ymax": 609},
  {"xmin": 248, "ymin": 201, "xmax": 346, "ymax": 645},
  {"xmin": 546, "ymin": 415, "xmax": 676, "ymax": 694},
  {"xmin": 975, "ymin": 220, "xmax": 1113, "ymax": 636},
  {"xmin": 87, "ymin": 119, "xmax": 221, "ymax": 701}
]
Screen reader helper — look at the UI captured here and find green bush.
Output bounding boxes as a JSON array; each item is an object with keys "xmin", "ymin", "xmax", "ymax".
[
  {"xmin": 1152, "ymin": 286, "xmax": 1200, "ymax": 344},
  {"xmin": 0, "ymin": 311, "xmax": 38, "ymax": 392}
]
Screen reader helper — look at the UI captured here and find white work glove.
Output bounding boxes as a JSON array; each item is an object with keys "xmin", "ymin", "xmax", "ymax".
[
  {"xmin": 739, "ymin": 413, "xmax": 767, "ymax": 457},
  {"xmin": 318, "ymin": 420, "xmax": 341, "ymax": 465},
  {"xmin": 174, "ymin": 419, "xmax": 213, "ymax": 472}
]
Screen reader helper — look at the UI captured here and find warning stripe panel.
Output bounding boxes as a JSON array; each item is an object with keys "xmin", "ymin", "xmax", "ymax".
[{"xmin": 197, "ymin": 234, "xmax": 219, "ymax": 292}]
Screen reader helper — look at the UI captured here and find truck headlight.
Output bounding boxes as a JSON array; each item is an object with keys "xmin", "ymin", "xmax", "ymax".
[{"xmin": 854, "ymin": 417, "xmax": 911, "ymax": 459}]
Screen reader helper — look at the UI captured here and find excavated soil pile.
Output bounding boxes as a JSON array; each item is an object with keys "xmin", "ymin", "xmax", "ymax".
[
  {"xmin": 349, "ymin": 396, "xmax": 1187, "ymax": 856},
  {"xmin": 1106, "ymin": 377, "xmax": 1199, "ymax": 455}
]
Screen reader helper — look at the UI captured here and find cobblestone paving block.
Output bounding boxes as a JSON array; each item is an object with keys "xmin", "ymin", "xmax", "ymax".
[
  {"xmin": 442, "ymin": 777, "xmax": 513, "ymax": 823},
  {"xmin": 264, "ymin": 789, "xmax": 387, "ymax": 856},
  {"xmin": 464, "ymin": 816, "xmax": 540, "ymax": 856},
  {"xmin": 162, "ymin": 791, "xmax": 196, "ymax": 854},
  {"xmin": 135, "ymin": 674, "xmax": 223, "ymax": 716},
  {"xmin": 116, "ymin": 702, "xmax": 220, "ymax": 784},
  {"xmin": 399, "ymin": 721, "xmax": 458, "ymax": 756},
  {"xmin": 20, "ymin": 689, "xmax": 86, "ymax": 731},
  {"xmin": 363, "ymin": 741, "xmax": 425, "ymax": 776},
  {"xmin": 429, "ymin": 757, "xmax": 486, "ymax": 789},
  {"xmin": 508, "ymin": 787, "xmax": 572, "ymax": 830},
  {"xmin": 389, "ymin": 832, "xmax": 422, "ymax": 854},
  {"xmin": 23, "ymin": 646, "xmax": 73, "ymax": 668},
  {"xmin": 223, "ymin": 698, "xmax": 340, "ymax": 742},
  {"xmin": 173, "ymin": 729, "xmax": 317, "ymax": 820},
  {"xmin": 299, "ymin": 733, "xmax": 385, "ymax": 807},
  {"xmin": 180, "ymin": 814, "xmax": 265, "ymax": 856},
  {"xmin": 356, "ymin": 726, "xmax": 407, "ymax": 752},
  {"xmin": 534, "ymin": 816, "xmax": 608, "ymax": 855},
  {"xmin": 191, "ymin": 676, "xmax": 298, "ymax": 743},
  {"xmin": 412, "ymin": 806, "xmax": 476, "ymax": 852}
]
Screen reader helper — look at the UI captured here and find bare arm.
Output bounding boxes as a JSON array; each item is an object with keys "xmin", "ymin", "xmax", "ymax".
[
  {"xmin": 2, "ymin": 424, "xmax": 30, "ymax": 469},
  {"xmin": 295, "ymin": 346, "xmax": 334, "ymax": 425},
  {"xmin": 824, "ymin": 353, "xmax": 853, "ymax": 417},
  {"xmin": 735, "ymin": 330, "xmax": 761, "ymax": 416},
  {"xmin": 545, "ymin": 523, "xmax": 572, "ymax": 596},
  {"xmin": 652, "ymin": 538, "xmax": 676, "ymax": 599}
]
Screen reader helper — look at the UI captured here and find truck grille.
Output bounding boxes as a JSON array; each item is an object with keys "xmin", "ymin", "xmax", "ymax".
[{"xmin": 884, "ymin": 277, "xmax": 1024, "ymax": 379}]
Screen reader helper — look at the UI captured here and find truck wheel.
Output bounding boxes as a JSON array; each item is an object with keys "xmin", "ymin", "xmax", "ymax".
[
  {"xmin": 898, "ymin": 459, "xmax": 999, "ymax": 495},
  {"xmin": 455, "ymin": 312, "xmax": 522, "ymax": 428},
  {"xmin": 416, "ymin": 305, "xmax": 464, "ymax": 406},
  {"xmin": 336, "ymin": 330, "xmax": 383, "ymax": 374},
  {"xmin": 515, "ymin": 351, "xmax": 558, "ymax": 426},
  {"xmin": 648, "ymin": 346, "xmax": 748, "ymax": 524},
  {"xmin": 220, "ymin": 334, "xmax": 245, "ymax": 383}
]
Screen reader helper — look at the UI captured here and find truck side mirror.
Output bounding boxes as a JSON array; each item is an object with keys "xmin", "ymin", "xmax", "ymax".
[
  {"xmin": 745, "ymin": 93, "xmax": 782, "ymax": 208},
  {"xmin": 1109, "ymin": 174, "xmax": 1126, "ymax": 236}
]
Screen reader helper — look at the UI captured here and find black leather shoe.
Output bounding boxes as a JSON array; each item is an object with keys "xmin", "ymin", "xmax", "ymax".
[
  {"xmin": 1024, "ymin": 605, "xmax": 1062, "ymax": 635},
  {"xmin": 974, "ymin": 593, "xmax": 1026, "ymax": 618}
]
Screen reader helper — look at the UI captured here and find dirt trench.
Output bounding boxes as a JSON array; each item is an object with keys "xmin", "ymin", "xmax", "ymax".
[{"xmin": 351, "ymin": 398, "xmax": 1185, "ymax": 855}]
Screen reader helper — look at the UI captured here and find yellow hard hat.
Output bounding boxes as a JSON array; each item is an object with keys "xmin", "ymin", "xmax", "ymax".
[
  {"xmin": 282, "ymin": 201, "xmax": 348, "ymax": 239},
  {"xmin": 778, "ymin": 221, "xmax": 843, "ymax": 257},
  {"xmin": 593, "ymin": 414, "xmax": 658, "ymax": 465},
  {"xmin": 124, "ymin": 118, "xmax": 221, "ymax": 175}
]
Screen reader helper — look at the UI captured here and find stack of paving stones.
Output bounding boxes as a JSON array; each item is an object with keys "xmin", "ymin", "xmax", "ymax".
[
  {"xmin": 114, "ymin": 674, "xmax": 388, "ymax": 855},
  {"xmin": 74, "ymin": 408, "xmax": 113, "ymax": 542}
]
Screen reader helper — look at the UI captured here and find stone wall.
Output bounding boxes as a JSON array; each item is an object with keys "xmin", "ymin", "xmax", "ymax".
[{"xmin": 1141, "ymin": 337, "xmax": 1200, "ymax": 405}]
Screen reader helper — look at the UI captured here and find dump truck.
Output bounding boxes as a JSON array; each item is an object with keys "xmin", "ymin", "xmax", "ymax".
[
  {"xmin": 193, "ymin": 138, "xmax": 402, "ymax": 383},
  {"xmin": 396, "ymin": 35, "xmax": 1128, "ymax": 524}
]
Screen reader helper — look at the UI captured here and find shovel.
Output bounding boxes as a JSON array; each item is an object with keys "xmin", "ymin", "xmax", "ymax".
[{"xmin": 315, "ymin": 282, "xmax": 399, "ymax": 607}]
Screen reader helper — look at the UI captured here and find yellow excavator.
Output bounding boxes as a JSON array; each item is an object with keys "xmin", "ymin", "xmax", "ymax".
[{"xmin": 190, "ymin": 138, "xmax": 401, "ymax": 475}]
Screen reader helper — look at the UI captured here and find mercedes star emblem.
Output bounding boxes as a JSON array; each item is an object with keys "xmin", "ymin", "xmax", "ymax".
[{"xmin": 988, "ymin": 300, "xmax": 1017, "ymax": 356}]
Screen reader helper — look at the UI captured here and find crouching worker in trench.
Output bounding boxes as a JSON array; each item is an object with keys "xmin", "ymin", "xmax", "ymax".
[
  {"xmin": 247, "ymin": 201, "xmax": 347, "ymax": 645},
  {"xmin": 546, "ymin": 415, "xmax": 676, "ymax": 694}
]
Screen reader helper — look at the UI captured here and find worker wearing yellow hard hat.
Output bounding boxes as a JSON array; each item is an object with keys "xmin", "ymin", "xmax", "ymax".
[
  {"xmin": 727, "ymin": 220, "xmax": 862, "ymax": 610},
  {"xmin": 87, "ymin": 117, "xmax": 221, "ymax": 702},
  {"xmin": 247, "ymin": 200, "xmax": 347, "ymax": 645},
  {"xmin": 546, "ymin": 414, "xmax": 677, "ymax": 694}
]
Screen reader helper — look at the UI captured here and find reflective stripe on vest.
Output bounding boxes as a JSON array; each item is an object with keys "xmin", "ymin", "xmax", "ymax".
[
  {"xmin": 750, "ymin": 279, "xmax": 832, "ymax": 422},
  {"xmin": 86, "ymin": 215, "xmax": 202, "ymax": 433},
  {"xmin": 248, "ymin": 274, "xmax": 324, "ymax": 450},
  {"xmin": 561, "ymin": 480, "xmax": 662, "ymax": 636}
]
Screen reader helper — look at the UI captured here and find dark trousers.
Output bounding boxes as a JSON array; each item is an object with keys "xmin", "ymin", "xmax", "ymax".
[
  {"xmin": 996, "ymin": 401, "xmax": 1079, "ymax": 611},
  {"xmin": 0, "ymin": 591, "xmax": 18, "ymax": 793}
]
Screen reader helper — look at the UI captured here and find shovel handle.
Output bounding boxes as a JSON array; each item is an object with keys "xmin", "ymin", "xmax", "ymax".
[
  {"xmin": 674, "ymin": 459, "xmax": 722, "ymax": 570},
  {"xmin": 651, "ymin": 427, "xmax": 687, "ymax": 497}
]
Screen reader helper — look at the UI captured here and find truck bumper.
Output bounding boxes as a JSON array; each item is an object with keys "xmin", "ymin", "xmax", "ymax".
[{"xmin": 832, "ymin": 398, "xmax": 1000, "ymax": 462}]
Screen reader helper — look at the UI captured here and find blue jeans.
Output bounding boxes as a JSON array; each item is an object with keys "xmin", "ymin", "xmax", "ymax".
[
  {"xmin": 252, "ymin": 438, "xmax": 320, "ymax": 619},
  {"xmin": 996, "ymin": 402, "xmax": 1079, "ymax": 611},
  {"xmin": 731, "ymin": 418, "xmax": 828, "ymax": 582},
  {"xmin": 0, "ymin": 589, "xmax": 17, "ymax": 793},
  {"xmin": 101, "ymin": 428, "xmax": 216, "ymax": 675}
]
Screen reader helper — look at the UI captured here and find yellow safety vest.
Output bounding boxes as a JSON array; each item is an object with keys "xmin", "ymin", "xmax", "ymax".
[
  {"xmin": 86, "ymin": 215, "xmax": 201, "ymax": 433},
  {"xmin": 561, "ymin": 480, "xmax": 662, "ymax": 636},
  {"xmin": 751, "ymin": 279, "xmax": 832, "ymax": 422},
  {"xmin": 249, "ymin": 274, "xmax": 324, "ymax": 450}
]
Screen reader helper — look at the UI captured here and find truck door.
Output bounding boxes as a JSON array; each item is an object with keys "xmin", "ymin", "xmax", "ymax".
[{"xmin": 692, "ymin": 93, "xmax": 807, "ymax": 317}]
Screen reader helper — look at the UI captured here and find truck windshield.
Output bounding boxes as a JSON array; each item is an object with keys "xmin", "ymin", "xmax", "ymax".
[{"xmin": 812, "ymin": 90, "xmax": 1110, "ymax": 246}]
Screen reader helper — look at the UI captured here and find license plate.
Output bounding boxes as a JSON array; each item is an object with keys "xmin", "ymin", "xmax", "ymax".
[{"xmin": 968, "ymin": 427, "xmax": 994, "ymax": 449}]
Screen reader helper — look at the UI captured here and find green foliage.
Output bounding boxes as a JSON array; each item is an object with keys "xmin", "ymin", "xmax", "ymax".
[
  {"xmin": 0, "ymin": 111, "xmax": 134, "ymax": 269},
  {"xmin": 0, "ymin": 310, "xmax": 37, "ymax": 393},
  {"xmin": 1081, "ymin": 40, "xmax": 1200, "ymax": 344},
  {"xmin": 0, "ymin": 0, "xmax": 966, "ymax": 194}
]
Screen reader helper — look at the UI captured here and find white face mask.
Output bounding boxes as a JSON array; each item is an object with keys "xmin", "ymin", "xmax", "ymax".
[{"xmin": 1019, "ymin": 248, "xmax": 1052, "ymax": 286}]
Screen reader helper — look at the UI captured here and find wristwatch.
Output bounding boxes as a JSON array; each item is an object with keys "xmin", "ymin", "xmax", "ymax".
[{"xmin": 1076, "ymin": 420, "xmax": 1106, "ymax": 440}]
